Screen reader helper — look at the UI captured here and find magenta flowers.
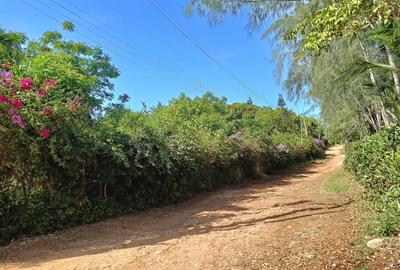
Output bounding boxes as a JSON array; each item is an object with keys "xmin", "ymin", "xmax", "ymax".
[
  {"xmin": 0, "ymin": 66, "xmax": 59, "ymax": 139},
  {"xmin": 20, "ymin": 78, "xmax": 34, "ymax": 91},
  {"xmin": 41, "ymin": 128, "xmax": 50, "ymax": 139},
  {"xmin": 275, "ymin": 143, "xmax": 289, "ymax": 153},
  {"xmin": 10, "ymin": 99, "xmax": 23, "ymax": 109}
]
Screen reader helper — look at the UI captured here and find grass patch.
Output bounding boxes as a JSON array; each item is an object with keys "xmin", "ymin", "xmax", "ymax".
[{"xmin": 323, "ymin": 169, "xmax": 352, "ymax": 193}]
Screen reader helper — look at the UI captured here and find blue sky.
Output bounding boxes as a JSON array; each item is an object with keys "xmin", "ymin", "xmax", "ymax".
[{"xmin": 1, "ymin": 0, "xmax": 309, "ymax": 113}]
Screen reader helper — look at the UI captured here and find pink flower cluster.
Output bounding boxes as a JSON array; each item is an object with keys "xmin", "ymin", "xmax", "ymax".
[
  {"xmin": 0, "ymin": 64, "xmax": 58, "ymax": 139},
  {"xmin": 8, "ymin": 108, "xmax": 25, "ymax": 128},
  {"xmin": 275, "ymin": 143, "xmax": 289, "ymax": 153},
  {"xmin": 232, "ymin": 130, "xmax": 242, "ymax": 138},
  {"xmin": 314, "ymin": 138, "xmax": 325, "ymax": 148},
  {"xmin": 0, "ymin": 69, "xmax": 13, "ymax": 88},
  {"xmin": 20, "ymin": 78, "xmax": 34, "ymax": 91}
]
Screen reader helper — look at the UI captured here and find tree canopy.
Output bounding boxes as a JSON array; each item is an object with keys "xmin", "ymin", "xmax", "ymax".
[{"xmin": 186, "ymin": 0, "xmax": 400, "ymax": 140}]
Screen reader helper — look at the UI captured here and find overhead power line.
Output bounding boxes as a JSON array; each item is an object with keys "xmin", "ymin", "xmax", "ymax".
[
  {"xmin": 98, "ymin": 0, "xmax": 252, "ymax": 99},
  {"xmin": 36, "ymin": 0, "xmax": 203, "ymax": 93},
  {"xmin": 146, "ymin": 0, "xmax": 271, "ymax": 105},
  {"xmin": 53, "ymin": 0, "xmax": 204, "ymax": 91},
  {"xmin": 17, "ymin": 0, "xmax": 195, "ymax": 94}
]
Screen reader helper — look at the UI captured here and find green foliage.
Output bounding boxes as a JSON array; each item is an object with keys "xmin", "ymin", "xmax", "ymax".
[
  {"xmin": 0, "ymin": 28, "xmax": 26, "ymax": 63},
  {"xmin": 277, "ymin": 94, "xmax": 286, "ymax": 109},
  {"xmin": 345, "ymin": 125, "xmax": 400, "ymax": 235},
  {"xmin": 62, "ymin": 21, "xmax": 75, "ymax": 32},
  {"xmin": 286, "ymin": 0, "xmax": 397, "ymax": 56},
  {"xmin": 185, "ymin": 0, "xmax": 400, "ymax": 140}
]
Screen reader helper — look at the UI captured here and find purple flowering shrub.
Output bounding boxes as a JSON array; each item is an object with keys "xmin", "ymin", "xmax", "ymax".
[
  {"xmin": 314, "ymin": 138, "xmax": 325, "ymax": 148},
  {"xmin": 264, "ymin": 133, "xmax": 324, "ymax": 170},
  {"xmin": 275, "ymin": 143, "xmax": 289, "ymax": 153}
]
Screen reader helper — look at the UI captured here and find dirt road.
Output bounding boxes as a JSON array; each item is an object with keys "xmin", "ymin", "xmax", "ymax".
[{"xmin": 0, "ymin": 146, "xmax": 363, "ymax": 269}]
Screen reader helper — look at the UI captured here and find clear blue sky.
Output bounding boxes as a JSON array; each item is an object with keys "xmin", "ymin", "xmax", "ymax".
[{"xmin": 1, "ymin": 0, "xmax": 308, "ymax": 112}]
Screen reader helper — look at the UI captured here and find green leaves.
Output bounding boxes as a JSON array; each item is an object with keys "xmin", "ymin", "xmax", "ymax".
[
  {"xmin": 62, "ymin": 21, "xmax": 75, "ymax": 32},
  {"xmin": 345, "ymin": 125, "xmax": 400, "ymax": 235},
  {"xmin": 287, "ymin": 0, "xmax": 398, "ymax": 57}
]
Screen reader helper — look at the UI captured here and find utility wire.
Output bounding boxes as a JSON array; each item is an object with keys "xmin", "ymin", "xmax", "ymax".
[
  {"xmin": 17, "ymin": 0, "xmax": 195, "ymax": 95},
  {"xmin": 98, "ymin": 0, "xmax": 246, "ymax": 99},
  {"xmin": 32, "ymin": 0, "xmax": 200, "ymax": 95},
  {"xmin": 54, "ymin": 0, "xmax": 204, "ymax": 91},
  {"xmin": 37, "ymin": 0, "xmax": 200, "ymax": 92},
  {"xmin": 146, "ymin": 0, "xmax": 271, "ymax": 105}
]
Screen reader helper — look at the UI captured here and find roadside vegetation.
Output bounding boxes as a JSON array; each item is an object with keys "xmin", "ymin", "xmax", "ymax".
[
  {"xmin": 187, "ymin": 0, "xmax": 400, "ymax": 237},
  {"xmin": 346, "ymin": 126, "xmax": 400, "ymax": 236},
  {"xmin": 0, "ymin": 26, "xmax": 326, "ymax": 244},
  {"xmin": 1, "ymin": 0, "xmax": 399, "ymax": 252}
]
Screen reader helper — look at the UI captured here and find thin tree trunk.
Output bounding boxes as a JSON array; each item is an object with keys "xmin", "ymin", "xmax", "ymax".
[
  {"xmin": 379, "ymin": 99, "xmax": 390, "ymax": 127},
  {"xmin": 350, "ymin": 91, "xmax": 380, "ymax": 131},
  {"xmin": 359, "ymin": 40, "xmax": 378, "ymax": 85},
  {"xmin": 384, "ymin": 45, "xmax": 400, "ymax": 100},
  {"xmin": 385, "ymin": 108, "xmax": 398, "ymax": 121},
  {"xmin": 358, "ymin": 40, "xmax": 391, "ymax": 128}
]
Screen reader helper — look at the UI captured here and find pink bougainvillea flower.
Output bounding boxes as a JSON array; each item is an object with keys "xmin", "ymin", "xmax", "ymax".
[
  {"xmin": 42, "ymin": 79, "xmax": 57, "ymax": 89},
  {"xmin": 0, "ymin": 95, "xmax": 9, "ymax": 104},
  {"xmin": 42, "ymin": 107, "xmax": 53, "ymax": 117},
  {"xmin": 41, "ymin": 128, "xmax": 50, "ymax": 139},
  {"xmin": 37, "ymin": 89, "xmax": 47, "ymax": 97},
  {"xmin": 314, "ymin": 138, "xmax": 325, "ymax": 148},
  {"xmin": 3, "ymin": 71, "xmax": 12, "ymax": 79},
  {"xmin": 67, "ymin": 101, "xmax": 80, "ymax": 111},
  {"xmin": 20, "ymin": 78, "xmax": 34, "ymax": 91},
  {"xmin": 11, "ymin": 114, "xmax": 25, "ymax": 128},
  {"xmin": 10, "ymin": 99, "xmax": 23, "ymax": 109},
  {"xmin": 275, "ymin": 143, "xmax": 289, "ymax": 153},
  {"xmin": 7, "ymin": 108, "xmax": 16, "ymax": 116},
  {"xmin": 2, "ymin": 62, "xmax": 10, "ymax": 69},
  {"xmin": 9, "ymin": 90, "xmax": 17, "ymax": 96}
]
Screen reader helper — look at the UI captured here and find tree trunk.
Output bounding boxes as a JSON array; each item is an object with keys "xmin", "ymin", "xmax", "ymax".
[
  {"xmin": 358, "ymin": 40, "xmax": 391, "ymax": 128},
  {"xmin": 359, "ymin": 40, "xmax": 378, "ymax": 85},
  {"xmin": 379, "ymin": 100, "xmax": 390, "ymax": 128},
  {"xmin": 351, "ymin": 90, "xmax": 381, "ymax": 131},
  {"xmin": 384, "ymin": 45, "xmax": 400, "ymax": 100}
]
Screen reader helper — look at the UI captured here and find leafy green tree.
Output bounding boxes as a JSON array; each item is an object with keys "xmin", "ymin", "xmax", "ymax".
[
  {"xmin": 185, "ymin": 0, "xmax": 400, "ymax": 140},
  {"xmin": 22, "ymin": 28, "xmax": 119, "ymax": 111},
  {"xmin": 277, "ymin": 94, "xmax": 286, "ymax": 109},
  {"xmin": 62, "ymin": 21, "xmax": 75, "ymax": 32},
  {"xmin": 246, "ymin": 96, "xmax": 253, "ymax": 105},
  {"xmin": 0, "ymin": 28, "xmax": 26, "ymax": 63}
]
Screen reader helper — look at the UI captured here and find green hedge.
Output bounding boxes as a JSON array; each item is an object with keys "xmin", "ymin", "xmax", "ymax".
[
  {"xmin": 345, "ymin": 125, "xmax": 400, "ymax": 235},
  {"xmin": 0, "ymin": 131, "xmax": 324, "ymax": 244}
]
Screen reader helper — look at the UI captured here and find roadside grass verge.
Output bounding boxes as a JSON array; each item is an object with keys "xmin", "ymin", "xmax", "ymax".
[
  {"xmin": 322, "ymin": 169, "xmax": 352, "ymax": 193},
  {"xmin": 322, "ymin": 171, "xmax": 375, "ymax": 267}
]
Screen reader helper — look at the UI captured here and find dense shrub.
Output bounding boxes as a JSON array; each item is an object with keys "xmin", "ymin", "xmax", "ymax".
[{"xmin": 345, "ymin": 125, "xmax": 400, "ymax": 235}]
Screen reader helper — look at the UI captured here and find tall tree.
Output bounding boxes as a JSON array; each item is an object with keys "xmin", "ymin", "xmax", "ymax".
[
  {"xmin": 186, "ymin": 0, "xmax": 400, "ymax": 139},
  {"xmin": 277, "ymin": 94, "xmax": 287, "ymax": 109}
]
